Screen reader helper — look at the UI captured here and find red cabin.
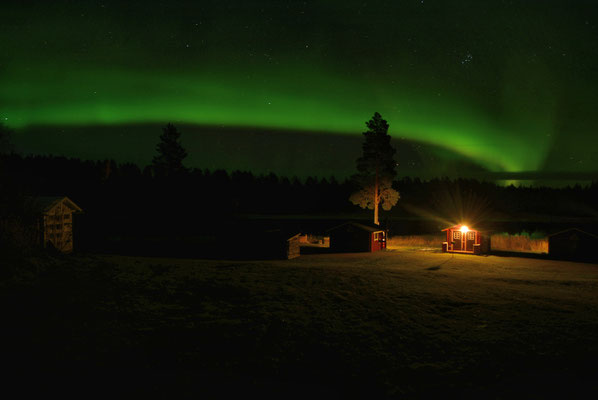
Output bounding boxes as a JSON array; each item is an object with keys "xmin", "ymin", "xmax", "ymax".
[
  {"xmin": 442, "ymin": 225, "xmax": 488, "ymax": 254},
  {"xmin": 328, "ymin": 222, "xmax": 386, "ymax": 253}
]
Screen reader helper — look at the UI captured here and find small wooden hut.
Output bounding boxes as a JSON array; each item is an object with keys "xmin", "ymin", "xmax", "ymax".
[
  {"xmin": 32, "ymin": 196, "xmax": 83, "ymax": 253},
  {"xmin": 328, "ymin": 222, "xmax": 386, "ymax": 253},
  {"xmin": 442, "ymin": 224, "xmax": 488, "ymax": 254},
  {"xmin": 548, "ymin": 228, "xmax": 598, "ymax": 262},
  {"xmin": 274, "ymin": 231, "xmax": 301, "ymax": 259}
]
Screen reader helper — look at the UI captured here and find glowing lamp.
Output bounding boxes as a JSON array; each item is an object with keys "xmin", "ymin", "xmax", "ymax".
[{"xmin": 460, "ymin": 225, "xmax": 470, "ymax": 233}]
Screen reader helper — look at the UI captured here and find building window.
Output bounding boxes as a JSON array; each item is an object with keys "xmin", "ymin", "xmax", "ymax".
[
  {"xmin": 467, "ymin": 231, "xmax": 475, "ymax": 240},
  {"xmin": 453, "ymin": 231, "xmax": 461, "ymax": 240}
]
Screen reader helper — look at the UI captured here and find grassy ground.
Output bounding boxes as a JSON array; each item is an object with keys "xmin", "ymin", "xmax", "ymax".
[
  {"xmin": 2, "ymin": 250, "xmax": 598, "ymax": 398},
  {"xmin": 387, "ymin": 234, "xmax": 444, "ymax": 250}
]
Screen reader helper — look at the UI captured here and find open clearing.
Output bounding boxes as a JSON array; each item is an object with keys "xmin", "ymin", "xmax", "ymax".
[{"xmin": 3, "ymin": 249, "xmax": 598, "ymax": 398}]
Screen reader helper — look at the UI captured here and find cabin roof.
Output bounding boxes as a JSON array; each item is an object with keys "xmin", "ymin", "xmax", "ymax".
[
  {"xmin": 327, "ymin": 222, "xmax": 385, "ymax": 233},
  {"xmin": 30, "ymin": 196, "xmax": 83, "ymax": 214},
  {"xmin": 548, "ymin": 228, "xmax": 598, "ymax": 240}
]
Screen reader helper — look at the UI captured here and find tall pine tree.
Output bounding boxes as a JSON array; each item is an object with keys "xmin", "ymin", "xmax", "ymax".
[
  {"xmin": 349, "ymin": 112, "xmax": 399, "ymax": 225},
  {"xmin": 152, "ymin": 123, "xmax": 188, "ymax": 177}
]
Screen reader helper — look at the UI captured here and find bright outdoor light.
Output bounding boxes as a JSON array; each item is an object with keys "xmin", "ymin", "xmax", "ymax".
[{"xmin": 460, "ymin": 225, "xmax": 470, "ymax": 233}]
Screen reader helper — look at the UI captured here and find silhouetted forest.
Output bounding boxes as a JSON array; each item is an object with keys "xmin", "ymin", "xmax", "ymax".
[{"xmin": 1, "ymin": 152, "xmax": 598, "ymax": 254}]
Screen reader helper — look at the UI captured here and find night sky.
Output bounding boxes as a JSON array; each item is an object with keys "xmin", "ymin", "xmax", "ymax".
[{"xmin": 2, "ymin": 0, "xmax": 598, "ymax": 182}]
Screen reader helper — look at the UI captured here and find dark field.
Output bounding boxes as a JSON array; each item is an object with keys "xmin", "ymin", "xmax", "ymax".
[{"xmin": 3, "ymin": 250, "xmax": 598, "ymax": 399}]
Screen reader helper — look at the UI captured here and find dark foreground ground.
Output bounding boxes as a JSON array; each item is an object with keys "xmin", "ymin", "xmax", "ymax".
[{"xmin": 2, "ymin": 249, "xmax": 598, "ymax": 399}]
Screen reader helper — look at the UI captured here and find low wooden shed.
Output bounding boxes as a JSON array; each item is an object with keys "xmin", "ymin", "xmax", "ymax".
[
  {"xmin": 328, "ymin": 222, "xmax": 386, "ymax": 253},
  {"xmin": 442, "ymin": 224, "xmax": 489, "ymax": 254},
  {"xmin": 32, "ymin": 196, "xmax": 83, "ymax": 253},
  {"xmin": 548, "ymin": 228, "xmax": 598, "ymax": 262},
  {"xmin": 271, "ymin": 231, "xmax": 301, "ymax": 260}
]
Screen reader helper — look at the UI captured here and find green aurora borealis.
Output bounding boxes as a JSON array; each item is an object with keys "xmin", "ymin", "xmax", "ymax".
[{"xmin": 2, "ymin": 0, "xmax": 598, "ymax": 179}]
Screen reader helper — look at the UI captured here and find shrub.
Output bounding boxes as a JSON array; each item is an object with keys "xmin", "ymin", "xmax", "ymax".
[
  {"xmin": 0, "ymin": 214, "xmax": 39, "ymax": 256},
  {"xmin": 490, "ymin": 232, "xmax": 548, "ymax": 254},
  {"xmin": 387, "ymin": 234, "xmax": 444, "ymax": 248}
]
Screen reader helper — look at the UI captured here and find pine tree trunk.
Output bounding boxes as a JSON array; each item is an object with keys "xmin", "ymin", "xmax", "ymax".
[{"xmin": 374, "ymin": 166, "xmax": 379, "ymax": 225}]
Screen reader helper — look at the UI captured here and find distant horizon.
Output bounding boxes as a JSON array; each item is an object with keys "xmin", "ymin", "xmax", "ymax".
[{"xmin": 7, "ymin": 122, "xmax": 598, "ymax": 188}]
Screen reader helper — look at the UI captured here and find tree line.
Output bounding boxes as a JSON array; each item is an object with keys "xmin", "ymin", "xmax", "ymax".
[
  {"xmin": 1, "ymin": 120, "xmax": 598, "ymax": 255},
  {"xmin": 2, "ymin": 150, "xmax": 597, "ymax": 218}
]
